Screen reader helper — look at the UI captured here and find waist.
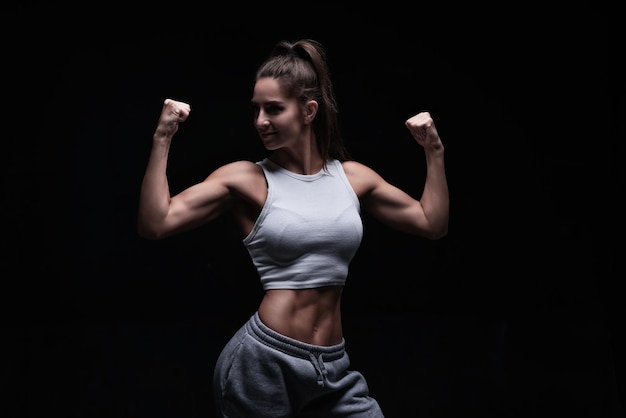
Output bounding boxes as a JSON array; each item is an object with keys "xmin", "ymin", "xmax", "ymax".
[
  {"xmin": 258, "ymin": 286, "xmax": 344, "ymax": 346},
  {"xmin": 246, "ymin": 312, "xmax": 345, "ymax": 360}
]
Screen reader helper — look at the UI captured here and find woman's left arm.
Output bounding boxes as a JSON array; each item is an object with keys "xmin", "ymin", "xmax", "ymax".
[{"xmin": 345, "ymin": 111, "xmax": 449, "ymax": 240}]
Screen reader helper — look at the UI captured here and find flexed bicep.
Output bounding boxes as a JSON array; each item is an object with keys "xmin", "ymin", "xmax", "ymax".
[
  {"xmin": 364, "ymin": 180, "xmax": 430, "ymax": 236},
  {"xmin": 163, "ymin": 179, "xmax": 234, "ymax": 237}
]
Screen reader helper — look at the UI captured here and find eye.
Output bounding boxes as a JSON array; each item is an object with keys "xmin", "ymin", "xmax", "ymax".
[{"xmin": 265, "ymin": 104, "xmax": 283, "ymax": 115}]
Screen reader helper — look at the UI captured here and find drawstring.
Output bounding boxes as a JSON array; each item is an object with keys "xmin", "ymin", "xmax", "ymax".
[{"xmin": 308, "ymin": 352, "xmax": 328, "ymax": 387}]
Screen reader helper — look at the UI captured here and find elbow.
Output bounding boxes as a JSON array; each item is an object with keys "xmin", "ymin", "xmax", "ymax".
[
  {"xmin": 425, "ymin": 222, "xmax": 448, "ymax": 240},
  {"xmin": 138, "ymin": 231, "xmax": 159, "ymax": 240},
  {"xmin": 430, "ymin": 227, "xmax": 448, "ymax": 240},
  {"xmin": 429, "ymin": 212, "xmax": 449, "ymax": 240},
  {"xmin": 137, "ymin": 220, "xmax": 166, "ymax": 240},
  {"xmin": 411, "ymin": 224, "xmax": 447, "ymax": 240},
  {"xmin": 137, "ymin": 227, "xmax": 158, "ymax": 240}
]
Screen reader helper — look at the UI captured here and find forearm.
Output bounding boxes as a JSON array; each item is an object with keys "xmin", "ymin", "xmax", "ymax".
[
  {"xmin": 138, "ymin": 135, "xmax": 173, "ymax": 238},
  {"xmin": 420, "ymin": 149, "xmax": 449, "ymax": 239}
]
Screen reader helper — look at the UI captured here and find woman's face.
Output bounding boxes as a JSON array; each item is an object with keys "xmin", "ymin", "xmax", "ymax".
[{"xmin": 251, "ymin": 77, "xmax": 305, "ymax": 151}]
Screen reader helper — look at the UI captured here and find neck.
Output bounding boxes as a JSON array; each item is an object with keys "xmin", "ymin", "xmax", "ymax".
[{"xmin": 270, "ymin": 134, "xmax": 323, "ymax": 175}]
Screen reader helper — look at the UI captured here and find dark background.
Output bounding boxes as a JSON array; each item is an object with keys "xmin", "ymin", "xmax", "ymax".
[{"xmin": 2, "ymin": 2, "xmax": 624, "ymax": 417}]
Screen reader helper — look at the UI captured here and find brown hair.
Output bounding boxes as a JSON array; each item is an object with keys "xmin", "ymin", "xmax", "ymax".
[{"xmin": 255, "ymin": 39, "xmax": 351, "ymax": 165}]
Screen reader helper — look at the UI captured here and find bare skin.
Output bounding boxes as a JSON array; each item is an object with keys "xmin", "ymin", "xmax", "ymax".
[{"xmin": 138, "ymin": 77, "xmax": 448, "ymax": 346}]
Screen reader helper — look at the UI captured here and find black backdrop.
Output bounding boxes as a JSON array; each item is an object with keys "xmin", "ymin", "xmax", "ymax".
[{"xmin": 3, "ymin": 2, "xmax": 624, "ymax": 417}]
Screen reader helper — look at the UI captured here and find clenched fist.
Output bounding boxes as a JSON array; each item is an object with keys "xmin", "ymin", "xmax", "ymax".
[
  {"xmin": 405, "ymin": 112, "xmax": 443, "ymax": 152},
  {"xmin": 154, "ymin": 99, "xmax": 191, "ymax": 140}
]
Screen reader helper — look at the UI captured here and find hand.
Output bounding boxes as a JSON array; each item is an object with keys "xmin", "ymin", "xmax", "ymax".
[
  {"xmin": 155, "ymin": 99, "xmax": 191, "ymax": 138},
  {"xmin": 405, "ymin": 112, "xmax": 443, "ymax": 151}
]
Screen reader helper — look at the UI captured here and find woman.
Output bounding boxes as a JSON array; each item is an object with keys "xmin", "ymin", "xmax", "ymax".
[{"xmin": 138, "ymin": 38, "xmax": 449, "ymax": 417}]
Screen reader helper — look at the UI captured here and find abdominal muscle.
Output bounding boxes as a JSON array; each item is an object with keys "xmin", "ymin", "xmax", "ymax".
[{"xmin": 258, "ymin": 286, "xmax": 344, "ymax": 346}]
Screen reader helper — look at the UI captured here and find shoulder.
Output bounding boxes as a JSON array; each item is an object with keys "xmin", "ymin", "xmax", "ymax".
[
  {"xmin": 210, "ymin": 159, "xmax": 263, "ymax": 179},
  {"xmin": 340, "ymin": 160, "xmax": 384, "ymax": 196},
  {"xmin": 205, "ymin": 160, "xmax": 267, "ymax": 205},
  {"xmin": 340, "ymin": 160, "xmax": 381, "ymax": 179},
  {"xmin": 203, "ymin": 160, "xmax": 266, "ymax": 191}
]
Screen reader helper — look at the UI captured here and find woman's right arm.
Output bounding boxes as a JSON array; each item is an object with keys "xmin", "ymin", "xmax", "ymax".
[{"xmin": 137, "ymin": 99, "xmax": 233, "ymax": 240}]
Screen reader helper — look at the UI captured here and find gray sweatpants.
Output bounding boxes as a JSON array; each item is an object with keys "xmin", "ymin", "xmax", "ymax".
[{"xmin": 213, "ymin": 312, "xmax": 384, "ymax": 417}]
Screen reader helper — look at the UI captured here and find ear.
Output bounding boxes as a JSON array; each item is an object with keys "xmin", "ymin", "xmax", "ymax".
[{"xmin": 304, "ymin": 100, "xmax": 318, "ymax": 124}]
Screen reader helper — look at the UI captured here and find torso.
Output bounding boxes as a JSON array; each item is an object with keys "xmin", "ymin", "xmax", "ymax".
[{"xmin": 227, "ymin": 159, "xmax": 369, "ymax": 346}]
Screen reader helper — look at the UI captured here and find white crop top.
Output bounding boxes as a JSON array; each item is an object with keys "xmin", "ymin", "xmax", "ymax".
[{"xmin": 243, "ymin": 158, "xmax": 363, "ymax": 290}]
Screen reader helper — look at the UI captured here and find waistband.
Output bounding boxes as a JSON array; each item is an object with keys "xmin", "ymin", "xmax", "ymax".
[{"xmin": 246, "ymin": 311, "xmax": 345, "ymax": 361}]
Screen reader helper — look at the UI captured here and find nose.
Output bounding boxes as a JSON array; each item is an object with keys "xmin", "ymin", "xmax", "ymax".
[{"xmin": 256, "ymin": 115, "xmax": 270, "ymax": 129}]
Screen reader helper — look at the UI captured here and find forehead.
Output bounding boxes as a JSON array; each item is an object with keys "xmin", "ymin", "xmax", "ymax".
[{"xmin": 252, "ymin": 77, "xmax": 287, "ymax": 103}]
